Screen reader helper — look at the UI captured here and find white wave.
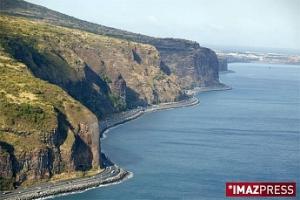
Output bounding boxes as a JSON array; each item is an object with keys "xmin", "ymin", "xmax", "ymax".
[{"xmin": 102, "ymin": 132, "xmax": 107, "ymax": 139}]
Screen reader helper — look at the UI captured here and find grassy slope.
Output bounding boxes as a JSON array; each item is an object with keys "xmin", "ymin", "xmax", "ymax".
[
  {"xmin": 0, "ymin": 14, "xmax": 182, "ymax": 114},
  {"xmin": 0, "ymin": 47, "xmax": 100, "ymax": 189},
  {"xmin": 1, "ymin": 0, "xmax": 222, "ymax": 89}
]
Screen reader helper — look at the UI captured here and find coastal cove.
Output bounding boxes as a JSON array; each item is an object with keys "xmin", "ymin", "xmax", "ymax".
[
  {"xmin": 1, "ymin": 1, "xmax": 300, "ymax": 199},
  {"xmin": 0, "ymin": 79, "xmax": 227, "ymax": 199},
  {"xmin": 55, "ymin": 63, "xmax": 300, "ymax": 200},
  {"xmin": 1, "ymin": 1, "xmax": 298, "ymax": 199},
  {"xmin": 0, "ymin": 96, "xmax": 202, "ymax": 200},
  {"xmin": 1, "ymin": 63, "xmax": 299, "ymax": 200}
]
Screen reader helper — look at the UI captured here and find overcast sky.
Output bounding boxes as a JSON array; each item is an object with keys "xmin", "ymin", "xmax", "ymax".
[{"xmin": 27, "ymin": 0, "xmax": 300, "ymax": 51}]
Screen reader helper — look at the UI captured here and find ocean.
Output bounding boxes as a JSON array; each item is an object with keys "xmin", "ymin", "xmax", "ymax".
[{"xmin": 55, "ymin": 63, "xmax": 300, "ymax": 200}]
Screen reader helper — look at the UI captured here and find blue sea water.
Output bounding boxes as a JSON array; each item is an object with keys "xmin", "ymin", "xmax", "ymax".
[{"xmin": 55, "ymin": 63, "xmax": 300, "ymax": 200}]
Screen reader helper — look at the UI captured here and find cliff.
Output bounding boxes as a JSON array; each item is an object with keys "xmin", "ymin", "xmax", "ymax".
[
  {"xmin": 0, "ymin": 0, "xmax": 224, "ymax": 190},
  {"xmin": 0, "ymin": 0, "xmax": 222, "ymax": 89},
  {"xmin": 0, "ymin": 14, "xmax": 182, "ymax": 189},
  {"xmin": 218, "ymin": 57, "xmax": 228, "ymax": 71},
  {"xmin": 0, "ymin": 50, "xmax": 101, "ymax": 189},
  {"xmin": 152, "ymin": 39, "xmax": 220, "ymax": 88},
  {"xmin": 0, "ymin": 15, "xmax": 183, "ymax": 115}
]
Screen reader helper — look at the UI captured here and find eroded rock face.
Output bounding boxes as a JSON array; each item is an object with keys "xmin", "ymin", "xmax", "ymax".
[
  {"xmin": 0, "ymin": 107, "xmax": 101, "ymax": 188},
  {"xmin": 0, "ymin": 0, "xmax": 224, "ymax": 189},
  {"xmin": 153, "ymin": 39, "xmax": 220, "ymax": 88},
  {"xmin": 113, "ymin": 74, "xmax": 127, "ymax": 102},
  {"xmin": 1, "ymin": 18, "xmax": 183, "ymax": 117},
  {"xmin": 0, "ymin": 110, "xmax": 101, "ymax": 188},
  {"xmin": 73, "ymin": 122, "xmax": 98, "ymax": 170},
  {"xmin": 16, "ymin": 148, "xmax": 52, "ymax": 181},
  {"xmin": 1, "ymin": 0, "xmax": 222, "ymax": 90},
  {"xmin": 0, "ymin": 143, "xmax": 53, "ymax": 188},
  {"xmin": 70, "ymin": 34, "xmax": 182, "ymax": 108},
  {"xmin": 0, "ymin": 145, "xmax": 14, "ymax": 189},
  {"xmin": 0, "ymin": 50, "xmax": 102, "ymax": 189},
  {"xmin": 218, "ymin": 57, "xmax": 228, "ymax": 71}
]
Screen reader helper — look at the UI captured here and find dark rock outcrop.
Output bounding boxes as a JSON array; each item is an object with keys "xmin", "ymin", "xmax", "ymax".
[
  {"xmin": 113, "ymin": 74, "xmax": 127, "ymax": 103},
  {"xmin": 0, "ymin": 143, "xmax": 15, "ymax": 190},
  {"xmin": 152, "ymin": 39, "xmax": 220, "ymax": 88},
  {"xmin": 218, "ymin": 57, "xmax": 228, "ymax": 71}
]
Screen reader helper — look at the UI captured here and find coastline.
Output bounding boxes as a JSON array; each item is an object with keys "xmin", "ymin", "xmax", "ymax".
[
  {"xmin": 1, "ymin": 85, "xmax": 229, "ymax": 200},
  {"xmin": 100, "ymin": 84, "xmax": 231, "ymax": 140},
  {"xmin": 219, "ymin": 70, "xmax": 235, "ymax": 74},
  {"xmin": 187, "ymin": 84, "xmax": 232, "ymax": 95},
  {"xmin": 1, "ymin": 166, "xmax": 130, "ymax": 200},
  {"xmin": 100, "ymin": 96, "xmax": 200, "ymax": 138}
]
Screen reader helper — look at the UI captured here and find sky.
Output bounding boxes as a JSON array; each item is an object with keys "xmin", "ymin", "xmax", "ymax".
[{"xmin": 26, "ymin": 0, "xmax": 300, "ymax": 52}]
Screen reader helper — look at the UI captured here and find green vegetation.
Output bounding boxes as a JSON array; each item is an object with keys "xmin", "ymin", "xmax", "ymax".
[
  {"xmin": 1, "ymin": 100, "xmax": 46, "ymax": 127},
  {"xmin": 0, "ymin": 177, "xmax": 14, "ymax": 190},
  {"xmin": 0, "ymin": 45, "xmax": 101, "ymax": 188},
  {"xmin": 108, "ymin": 93, "xmax": 126, "ymax": 111},
  {"xmin": 154, "ymin": 72, "xmax": 165, "ymax": 81},
  {"xmin": 0, "ymin": 12, "xmax": 182, "ymax": 188},
  {"xmin": 100, "ymin": 73, "xmax": 112, "ymax": 83},
  {"xmin": 0, "ymin": 44, "xmax": 96, "ymax": 135},
  {"xmin": 0, "ymin": 50, "xmax": 57, "ymax": 136},
  {"xmin": 0, "ymin": 14, "xmax": 136, "ymax": 116}
]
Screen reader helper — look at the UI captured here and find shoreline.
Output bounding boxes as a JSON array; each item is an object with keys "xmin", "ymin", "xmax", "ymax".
[
  {"xmin": 100, "ymin": 84, "xmax": 231, "ymax": 140},
  {"xmin": 1, "ymin": 165, "xmax": 131, "ymax": 200},
  {"xmin": 187, "ymin": 84, "xmax": 232, "ymax": 95},
  {"xmin": 100, "ymin": 96, "xmax": 200, "ymax": 138},
  {"xmin": 219, "ymin": 70, "xmax": 235, "ymax": 74},
  {"xmin": 1, "ymin": 85, "xmax": 229, "ymax": 200}
]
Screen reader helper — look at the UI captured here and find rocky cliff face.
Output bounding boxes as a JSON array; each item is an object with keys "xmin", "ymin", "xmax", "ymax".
[
  {"xmin": 0, "ymin": 50, "xmax": 101, "ymax": 189},
  {"xmin": 0, "ymin": 15, "xmax": 183, "ymax": 115},
  {"xmin": 0, "ymin": 146, "xmax": 15, "ymax": 189},
  {"xmin": 218, "ymin": 57, "xmax": 228, "ymax": 71},
  {"xmin": 0, "ymin": 0, "xmax": 222, "ymax": 90},
  {"xmin": 0, "ymin": 0, "xmax": 224, "ymax": 190},
  {"xmin": 0, "ymin": 14, "xmax": 182, "ymax": 189},
  {"xmin": 151, "ymin": 39, "xmax": 220, "ymax": 88}
]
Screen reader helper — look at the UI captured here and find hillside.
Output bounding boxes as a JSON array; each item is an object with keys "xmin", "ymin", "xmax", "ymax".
[
  {"xmin": 0, "ymin": 15, "xmax": 183, "ymax": 117},
  {"xmin": 0, "ymin": 13, "xmax": 183, "ymax": 189},
  {"xmin": 0, "ymin": 0, "xmax": 224, "ymax": 190},
  {"xmin": 0, "ymin": 0, "xmax": 222, "ymax": 89},
  {"xmin": 0, "ymin": 48, "xmax": 101, "ymax": 190}
]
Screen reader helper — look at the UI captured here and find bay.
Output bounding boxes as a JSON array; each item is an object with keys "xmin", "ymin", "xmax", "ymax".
[{"xmin": 55, "ymin": 63, "xmax": 300, "ymax": 200}]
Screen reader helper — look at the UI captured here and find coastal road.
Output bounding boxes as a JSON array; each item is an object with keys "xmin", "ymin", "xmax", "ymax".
[
  {"xmin": 1, "ymin": 97, "xmax": 200, "ymax": 200},
  {"xmin": 0, "ymin": 165, "xmax": 121, "ymax": 200}
]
